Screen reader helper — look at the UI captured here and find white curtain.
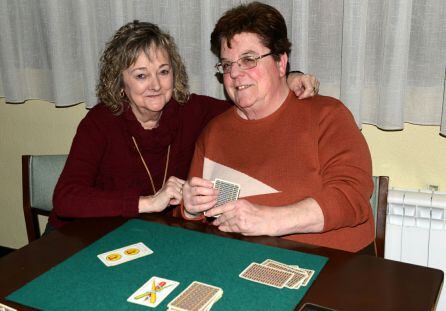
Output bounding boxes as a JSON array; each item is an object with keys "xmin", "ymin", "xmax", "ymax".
[{"xmin": 1, "ymin": 0, "xmax": 445, "ymax": 134}]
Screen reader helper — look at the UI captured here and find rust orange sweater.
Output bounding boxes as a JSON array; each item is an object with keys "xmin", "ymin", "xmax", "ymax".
[{"xmin": 188, "ymin": 92, "xmax": 374, "ymax": 252}]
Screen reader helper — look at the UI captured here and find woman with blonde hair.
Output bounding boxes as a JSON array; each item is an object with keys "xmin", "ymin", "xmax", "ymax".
[{"xmin": 49, "ymin": 21, "xmax": 319, "ymax": 229}]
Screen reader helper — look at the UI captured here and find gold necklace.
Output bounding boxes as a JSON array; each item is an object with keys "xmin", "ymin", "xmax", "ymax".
[{"xmin": 132, "ymin": 136, "xmax": 170, "ymax": 194}]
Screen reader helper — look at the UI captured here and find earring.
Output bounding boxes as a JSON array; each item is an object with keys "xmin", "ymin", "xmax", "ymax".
[{"xmin": 120, "ymin": 89, "xmax": 125, "ymax": 98}]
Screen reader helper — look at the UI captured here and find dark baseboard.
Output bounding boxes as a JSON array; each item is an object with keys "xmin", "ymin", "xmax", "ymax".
[{"xmin": 0, "ymin": 246, "xmax": 16, "ymax": 257}]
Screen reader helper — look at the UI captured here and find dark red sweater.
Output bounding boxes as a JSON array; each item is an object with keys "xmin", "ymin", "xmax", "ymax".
[{"xmin": 49, "ymin": 94, "xmax": 229, "ymax": 228}]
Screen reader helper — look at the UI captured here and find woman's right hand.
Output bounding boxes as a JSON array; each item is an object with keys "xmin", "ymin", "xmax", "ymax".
[{"xmin": 138, "ymin": 176, "xmax": 185, "ymax": 213}]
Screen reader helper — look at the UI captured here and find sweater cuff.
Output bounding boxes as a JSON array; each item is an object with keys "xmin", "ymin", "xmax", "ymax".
[
  {"xmin": 180, "ymin": 202, "xmax": 205, "ymax": 221},
  {"xmin": 121, "ymin": 190, "xmax": 140, "ymax": 218},
  {"xmin": 310, "ymin": 191, "xmax": 330, "ymax": 232}
]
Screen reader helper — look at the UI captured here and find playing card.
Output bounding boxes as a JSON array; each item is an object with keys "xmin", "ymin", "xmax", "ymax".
[
  {"xmin": 261, "ymin": 259, "xmax": 307, "ymax": 289},
  {"xmin": 97, "ymin": 242, "xmax": 153, "ymax": 267},
  {"xmin": 213, "ymin": 178, "xmax": 240, "ymax": 207},
  {"xmin": 167, "ymin": 281, "xmax": 223, "ymax": 311},
  {"xmin": 299, "ymin": 268, "xmax": 315, "ymax": 286},
  {"xmin": 127, "ymin": 276, "xmax": 180, "ymax": 308},
  {"xmin": 239, "ymin": 262, "xmax": 293, "ymax": 289},
  {"xmin": 277, "ymin": 264, "xmax": 314, "ymax": 287},
  {"xmin": 0, "ymin": 302, "xmax": 17, "ymax": 311}
]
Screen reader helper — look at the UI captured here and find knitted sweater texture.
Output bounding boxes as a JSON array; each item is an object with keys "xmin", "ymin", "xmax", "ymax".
[
  {"xmin": 188, "ymin": 92, "xmax": 374, "ymax": 252},
  {"xmin": 50, "ymin": 94, "xmax": 229, "ymax": 228}
]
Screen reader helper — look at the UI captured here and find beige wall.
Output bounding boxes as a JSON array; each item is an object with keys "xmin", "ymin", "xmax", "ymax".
[
  {"xmin": 1, "ymin": 98, "xmax": 445, "ymax": 249},
  {"xmin": 0, "ymin": 98, "xmax": 87, "ymax": 249},
  {"xmin": 363, "ymin": 124, "xmax": 446, "ymax": 191}
]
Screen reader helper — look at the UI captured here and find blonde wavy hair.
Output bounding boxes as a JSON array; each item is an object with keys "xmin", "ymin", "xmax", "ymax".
[{"xmin": 96, "ymin": 21, "xmax": 189, "ymax": 114}]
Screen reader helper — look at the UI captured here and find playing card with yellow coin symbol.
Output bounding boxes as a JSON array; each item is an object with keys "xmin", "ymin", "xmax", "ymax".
[
  {"xmin": 106, "ymin": 253, "xmax": 122, "ymax": 262},
  {"xmin": 97, "ymin": 242, "xmax": 153, "ymax": 267},
  {"xmin": 124, "ymin": 248, "xmax": 140, "ymax": 256}
]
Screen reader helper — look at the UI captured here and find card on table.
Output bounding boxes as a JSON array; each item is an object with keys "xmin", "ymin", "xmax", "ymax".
[
  {"xmin": 239, "ymin": 262, "xmax": 293, "ymax": 289},
  {"xmin": 261, "ymin": 259, "xmax": 308, "ymax": 289},
  {"xmin": 167, "ymin": 281, "xmax": 223, "ymax": 311},
  {"xmin": 299, "ymin": 268, "xmax": 315, "ymax": 286},
  {"xmin": 127, "ymin": 276, "xmax": 179, "ymax": 308},
  {"xmin": 261, "ymin": 259, "xmax": 315, "ymax": 288},
  {"xmin": 213, "ymin": 178, "xmax": 240, "ymax": 207},
  {"xmin": 283, "ymin": 264, "xmax": 314, "ymax": 287},
  {"xmin": 97, "ymin": 242, "xmax": 153, "ymax": 267},
  {"xmin": 0, "ymin": 302, "xmax": 17, "ymax": 311}
]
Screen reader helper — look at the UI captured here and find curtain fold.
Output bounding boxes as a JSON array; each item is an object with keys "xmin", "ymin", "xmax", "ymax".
[
  {"xmin": 340, "ymin": 0, "xmax": 368, "ymax": 121},
  {"xmin": 0, "ymin": 0, "xmax": 445, "ymax": 134}
]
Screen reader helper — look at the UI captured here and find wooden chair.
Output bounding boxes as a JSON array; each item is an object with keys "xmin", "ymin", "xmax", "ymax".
[
  {"xmin": 22, "ymin": 154, "xmax": 67, "ymax": 242},
  {"xmin": 370, "ymin": 176, "xmax": 389, "ymax": 258}
]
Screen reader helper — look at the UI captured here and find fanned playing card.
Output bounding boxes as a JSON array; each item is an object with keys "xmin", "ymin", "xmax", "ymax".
[
  {"xmin": 299, "ymin": 267, "xmax": 315, "ymax": 286},
  {"xmin": 280, "ymin": 263, "xmax": 315, "ymax": 287},
  {"xmin": 239, "ymin": 262, "xmax": 293, "ymax": 289},
  {"xmin": 261, "ymin": 259, "xmax": 307, "ymax": 289},
  {"xmin": 97, "ymin": 242, "xmax": 153, "ymax": 267},
  {"xmin": 167, "ymin": 281, "xmax": 223, "ymax": 311},
  {"xmin": 213, "ymin": 178, "xmax": 240, "ymax": 207}
]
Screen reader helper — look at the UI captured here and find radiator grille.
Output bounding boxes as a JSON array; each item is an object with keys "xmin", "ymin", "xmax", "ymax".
[{"xmin": 386, "ymin": 189, "xmax": 446, "ymax": 310}]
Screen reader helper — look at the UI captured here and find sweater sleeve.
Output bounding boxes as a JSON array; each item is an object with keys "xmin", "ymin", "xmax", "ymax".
[
  {"xmin": 311, "ymin": 100, "xmax": 373, "ymax": 232},
  {"xmin": 188, "ymin": 136, "xmax": 206, "ymax": 178},
  {"xmin": 53, "ymin": 110, "xmax": 140, "ymax": 220},
  {"xmin": 178, "ymin": 129, "xmax": 207, "ymax": 220}
]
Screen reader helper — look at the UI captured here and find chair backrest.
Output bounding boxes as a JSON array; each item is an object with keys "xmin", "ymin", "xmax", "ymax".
[
  {"xmin": 22, "ymin": 154, "xmax": 68, "ymax": 242},
  {"xmin": 370, "ymin": 176, "xmax": 389, "ymax": 258}
]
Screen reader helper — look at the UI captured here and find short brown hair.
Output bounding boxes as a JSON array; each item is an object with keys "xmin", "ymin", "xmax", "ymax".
[
  {"xmin": 96, "ymin": 21, "xmax": 189, "ymax": 114},
  {"xmin": 210, "ymin": 1, "xmax": 291, "ymax": 61}
]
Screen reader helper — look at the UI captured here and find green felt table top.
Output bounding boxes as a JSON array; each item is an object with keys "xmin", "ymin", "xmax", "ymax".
[{"xmin": 7, "ymin": 219, "xmax": 327, "ymax": 310}]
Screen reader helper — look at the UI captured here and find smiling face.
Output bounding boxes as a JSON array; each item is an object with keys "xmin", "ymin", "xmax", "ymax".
[
  {"xmin": 220, "ymin": 32, "xmax": 289, "ymax": 120},
  {"xmin": 122, "ymin": 47, "xmax": 174, "ymax": 123}
]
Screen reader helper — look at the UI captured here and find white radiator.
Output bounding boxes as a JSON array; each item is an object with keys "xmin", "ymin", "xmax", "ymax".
[{"xmin": 385, "ymin": 189, "xmax": 446, "ymax": 310}]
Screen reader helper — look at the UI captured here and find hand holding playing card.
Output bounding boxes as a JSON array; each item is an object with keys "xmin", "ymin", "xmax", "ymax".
[
  {"xmin": 211, "ymin": 199, "xmax": 276, "ymax": 236},
  {"xmin": 183, "ymin": 177, "xmax": 218, "ymax": 218}
]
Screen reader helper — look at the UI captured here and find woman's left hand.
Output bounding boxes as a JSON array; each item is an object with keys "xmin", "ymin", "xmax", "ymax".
[
  {"xmin": 287, "ymin": 72, "xmax": 320, "ymax": 99},
  {"xmin": 138, "ymin": 176, "xmax": 185, "ymax": 213}
]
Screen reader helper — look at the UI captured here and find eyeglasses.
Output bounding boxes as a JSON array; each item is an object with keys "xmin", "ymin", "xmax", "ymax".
[{"xmin": 215, "ymin": 52, "xmax": 274, "ymax": 74}]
